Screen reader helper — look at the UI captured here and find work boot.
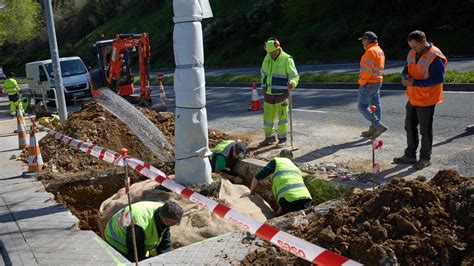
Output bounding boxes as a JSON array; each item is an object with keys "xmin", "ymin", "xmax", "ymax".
[
  {"xmin": 361, "ymin": 127, "xmax": 374, "ymax": 137},
  {"xmin": 466, "ymin": 125, "xmax": 474, "ymax": 133},
  {"xmin": 415, "ymin": 159, "xmax": 431, "ymax": 170},
  {"xmin": 393, "ymin": 155, "xmax": 417, "ymax": 164},
  {"xmin": 259, "ymin": 136, "xmax": 276, "ymax": 146},
  {"xmin": 276, "ymin": 138, "xmax": 287, "ymax": 148},
  {"xmin": 374, "ymin": 123, "xmax": 388, "ymax": 138}
]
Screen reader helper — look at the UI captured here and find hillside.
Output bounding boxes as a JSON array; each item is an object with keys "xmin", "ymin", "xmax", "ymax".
[{"xmin": 1, "ymin": 0, "xmax": 473, "ymax": 74}]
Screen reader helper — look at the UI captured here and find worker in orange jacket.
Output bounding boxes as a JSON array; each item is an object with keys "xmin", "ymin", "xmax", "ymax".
[
  {"xmin": 357, "ymin": 31, "xmax": 387, "ymax": 138},
  {"xmin": 394, "ymin": 30, "xmax": 447, "ymax": 170}
]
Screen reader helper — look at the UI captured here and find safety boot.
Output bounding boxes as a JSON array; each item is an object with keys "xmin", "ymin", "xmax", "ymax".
[
  {"xmin": 415, "ymin": 160, "xmax": 431, "ymax": 170},
  {"xmin": 276, "ymin": 138, "xmax": 287, "ymax": 148},
  {"xmin": 259, "ymin": 136, "xmax": 276, "ymax": 146},
  {"xmin": 393, "ymin": 155, "xmax": 417, "ymax": 164},
  {"xmin": 374, "ymin": 123, "xmax": 388, "ymax": 138},
  {"xmin": 361, "ymin": 127, "xmax": 374, "ymax": 137}
]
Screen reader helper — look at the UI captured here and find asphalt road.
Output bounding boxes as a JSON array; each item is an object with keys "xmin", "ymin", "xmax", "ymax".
[
  {"xmin": 158, "ymin": 85, "xmax": 473, "ymax": 186},
  {"xmin": 2, "ymin": 83, "xmax": 472, "ymax": 187}
]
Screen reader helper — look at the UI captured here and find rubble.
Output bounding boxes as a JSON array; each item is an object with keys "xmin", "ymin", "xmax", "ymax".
[{"xmin": 243, "ymin": 170, "xmax": 474, "ymax": 265}]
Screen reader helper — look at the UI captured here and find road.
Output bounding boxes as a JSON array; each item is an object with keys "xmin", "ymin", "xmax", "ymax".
[
  {"xmin": 1, "ymin": 84, "xmax": 472, "ymax": 188},
  {"xmin": 161, "ymin": 86, "xmax": 473, "ymax": 187}
]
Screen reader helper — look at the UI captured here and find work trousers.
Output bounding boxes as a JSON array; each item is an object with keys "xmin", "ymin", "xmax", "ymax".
[
  {"xmin": 358, "ymin": 82, "xmax": 382, "ymax": 126},
  {"xmin": 8, "ymin": 93, "xmax": 20, "ymax": 116},
  {"xmin": 404, "ymin": 102, "xmax": 436, "ymax": 161},
  {"xmin": 263, "ymin": 94, "xmax": 288, "ymax": 139},
  {"xmin": 278, "ymin": 198, "xmax": 312, "ymax": 215}
]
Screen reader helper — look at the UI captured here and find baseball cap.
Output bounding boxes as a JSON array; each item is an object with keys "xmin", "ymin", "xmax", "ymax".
[
  {"xmin": 358, "ymin": 31, "xmax": 378, "ymax": 41},
  {"xmin": 233, "ymin": 141, "xmax": 247, "ymax": 159}
]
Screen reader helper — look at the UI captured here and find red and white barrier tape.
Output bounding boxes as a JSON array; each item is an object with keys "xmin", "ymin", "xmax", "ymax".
[{"xmin": 41, "ymin": 126, "xmax": 361, "ymax": 266}]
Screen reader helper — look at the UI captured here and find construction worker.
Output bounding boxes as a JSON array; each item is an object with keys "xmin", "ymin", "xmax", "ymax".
[
  {"xmin": 250, "ymin": 149, "xmax": 312, "ymax": 216},
  {"xmin": 105, "ymin": 200, "xmax": 183, "ymax": 262},
  {"xmin": 357, "ymin": 31, "xmax": 388, "ymax": 138},
  {"xmin": 210, "ymin": 140, "xmax": 247, "ymax": 173},
  {"xmin": 4, "ymin": 71, "xmax": 22, "ymax": 118},
  {"xmin": 394, "ymin": 30, "xmax": 447, "ymax": 170},
  {"xmin": 259, "ymin": 37, "xmax": 299, "ymax": 147}
]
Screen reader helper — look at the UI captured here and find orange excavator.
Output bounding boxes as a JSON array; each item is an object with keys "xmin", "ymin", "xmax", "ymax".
[{"xmin": 89, "ymin": 33, "xmax": 152, "ymax": 106}]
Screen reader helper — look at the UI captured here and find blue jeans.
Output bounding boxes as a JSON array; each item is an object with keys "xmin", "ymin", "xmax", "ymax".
[{"xmin": 358, "ymin": 82, "xmax": 382, "ymax": 126}]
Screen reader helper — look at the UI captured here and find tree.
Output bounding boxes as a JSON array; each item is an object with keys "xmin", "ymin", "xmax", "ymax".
[{"xmin": 0, "ymin": 0, "xmax": 40, "ymax": 45}]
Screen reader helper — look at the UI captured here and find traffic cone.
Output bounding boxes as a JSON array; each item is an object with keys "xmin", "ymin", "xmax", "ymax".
[
  {"xmin": 157, "ymin": 73, "xmax": 167, "ymax": 101},
  {"xmin": 27, "ymin": 125, "xmax": 43, "ymax": 173},
  {"xmin": 248, "ymin": 82, "xmax": 263, "ymax": 111},
  {"xmin": 16, "ymin": 106, "xmax": 29, "ymax": 149},
  {"xmin": 159, "ymin": 82, "xmax": 167, "ymax": 101}
]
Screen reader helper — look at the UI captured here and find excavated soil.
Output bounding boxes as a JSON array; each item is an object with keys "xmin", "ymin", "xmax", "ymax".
[
  {"xmin": 38, "ymin": 101, "xmax": 250, "ymax": 233},
  {"xmin": 243, "ymin": 170, "xmax": 474, "ymax": 265}
]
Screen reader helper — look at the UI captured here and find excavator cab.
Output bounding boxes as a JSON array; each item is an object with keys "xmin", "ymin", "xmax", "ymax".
[{"xmin": 90, "ymin": 33, "xmax": 152, "ymax": 106}]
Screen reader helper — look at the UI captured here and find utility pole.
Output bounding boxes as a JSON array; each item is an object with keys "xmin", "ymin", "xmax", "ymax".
[{"xmin": 43, "ymin": 0, "xmax": 67, "ymax": 121}]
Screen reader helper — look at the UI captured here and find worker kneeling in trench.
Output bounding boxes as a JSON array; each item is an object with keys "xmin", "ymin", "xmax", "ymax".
[
  {"xmin": 104, "ymin": 200, "xmax": 184, "ymax": 262},
  {"xmin": 250, "ymin": 149, "xmax": 312, "ymax": 216},
  {"xmin": 210, "ymin": 140, "xmax": 247, "ymax": 173}
]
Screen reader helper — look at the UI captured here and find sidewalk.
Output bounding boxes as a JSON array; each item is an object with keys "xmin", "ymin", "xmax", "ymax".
[{"xmin": 0, "ymin": 105, "xmax": 128, "ymax": 265}]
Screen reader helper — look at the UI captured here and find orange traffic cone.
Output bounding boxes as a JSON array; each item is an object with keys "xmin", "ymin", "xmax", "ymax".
[
  {"xmin": 27, "ymin": 125, "xmax": 43, "ymax": 173},
  {"xmin": 16, "ymin": 106, "xmax": 29, "ymax": 149},
  {"xmin": 248, "ymin": 82, "xmax": 263, "ymax": 111},
  {"xmin": 157, "ymin": 73, "xmax": 167, "ymax": 101},
  {"xmin": 159, "ymin": 82, "xmax": 167, "ymax": 101}
]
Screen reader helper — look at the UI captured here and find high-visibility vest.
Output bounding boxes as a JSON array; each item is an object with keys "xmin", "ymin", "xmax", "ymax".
[
  {"xmin": 212, "ymin": 140, "xmax": 234, "ymax": 160},
  {"xmin": 358, "ymin": 43, "xmax": 385, "ymax": 86},
  {"xmin": 406, "ymin": 45, "xmax": 447, "ymax": 106},
  {"xmin": 4, "ymin": 78, "xmax": 21, "ymax": 96},
  {"xmin": 105, "ymin": 201, "xmax": 165, "ymax": 254},
  {"xmin": 271, "ymin": 157, "xmax": 312, "ymax": 204},
  {"xmin": 260, "ymin": 49, "xmax": 299, "ymax": 95}
]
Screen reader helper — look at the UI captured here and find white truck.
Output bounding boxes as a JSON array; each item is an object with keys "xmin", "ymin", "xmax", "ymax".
[{"xmin": 25, "ymin": 56, "xmax": 91, "ymax": 104}]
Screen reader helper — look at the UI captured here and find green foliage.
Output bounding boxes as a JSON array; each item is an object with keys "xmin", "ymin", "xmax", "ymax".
[
  {"xmin": 0, "ymin": 0, "xmax": 40, "ymax": 45},
  {"xmin": 304, "ymin": 176, "xmax": 350, "ymax": 205},
  {"xmin": 445, "ymin": 70, "xmax": 474, "ymax": 83}
]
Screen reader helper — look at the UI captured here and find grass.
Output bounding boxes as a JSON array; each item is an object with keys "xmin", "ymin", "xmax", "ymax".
[
  {"xmin": 134, "ymin": 70, "xmax": 474, "ymax": 85},
  {"xmin": 304, "ymin": 176, "xmax": 350, "ymax": 205}
]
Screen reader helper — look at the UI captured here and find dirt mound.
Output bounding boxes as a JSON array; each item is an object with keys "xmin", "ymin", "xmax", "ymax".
[
  {"xmin": 243, "ymin": 170, "xmax": 474, "ymax": 265},
  {"xmin": 37, "ymin": 101, "xmax": 248, "ymax": 181},
  {"xmin": 39, "ymin": 101, "xmax": 250, "ymax": 233}
]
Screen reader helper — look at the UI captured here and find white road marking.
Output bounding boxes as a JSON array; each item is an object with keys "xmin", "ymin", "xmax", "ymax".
[{"xmin": 292, "ymin": 108, "xmax": 327, "ymax": 114}]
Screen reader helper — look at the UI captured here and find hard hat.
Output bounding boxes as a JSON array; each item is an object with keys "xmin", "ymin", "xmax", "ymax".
[{"xmin": 265, "ymin": 38, "xmax": 281, "ymax": 53}]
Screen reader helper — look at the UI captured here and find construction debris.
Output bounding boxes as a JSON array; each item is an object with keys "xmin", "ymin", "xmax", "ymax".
[{"xmin": 243, "ymin": 170, "xmax": 474, "ymax": 265}]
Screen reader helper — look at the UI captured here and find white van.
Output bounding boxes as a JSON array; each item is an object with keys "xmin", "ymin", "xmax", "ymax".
[{"xmin": 25, "ymin": 56, "xmax": 91, "ymax": 104}]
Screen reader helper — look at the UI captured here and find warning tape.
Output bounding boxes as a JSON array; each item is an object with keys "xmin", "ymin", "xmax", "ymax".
[{"xmin": 40, "ymin": 126, "xmax": 361, "ymax": 266}]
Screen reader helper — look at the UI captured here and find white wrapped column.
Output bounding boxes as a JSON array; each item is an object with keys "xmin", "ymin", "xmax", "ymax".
[{"xmin": 173, "ymin": 0, "xmax": 213, "ymax": 185}]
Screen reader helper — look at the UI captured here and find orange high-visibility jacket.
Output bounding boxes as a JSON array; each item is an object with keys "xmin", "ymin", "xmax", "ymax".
[
  {"xmin": 358, "ymin": 43, "xmax": 385, "ymax": 86},
  {"xmin": 406, "ymin": 45, "xmax": 447, "ymax": 106}
]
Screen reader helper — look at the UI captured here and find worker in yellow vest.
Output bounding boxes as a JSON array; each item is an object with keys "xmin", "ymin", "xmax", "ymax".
[
  {"xmin": 250, "ymin": 149, "xmax": 312, "ymax": 216},
  {"xmin": 105, "ymin": 200, "xmax": 183, "ymax": 262},
  {"xmin": 259, "ymin": 37, "xmax": 299, "ymax": 147},
  {"xmin": 210, "ymin": 140, "xmax": 247, "ymax": 173},
  {"xmin": 394, "ymin": 30, "xmax": 447, "ymax": 170},
  {"xmin": 3, "ymin": 72, "xmax": 22, "ymax": 118}
]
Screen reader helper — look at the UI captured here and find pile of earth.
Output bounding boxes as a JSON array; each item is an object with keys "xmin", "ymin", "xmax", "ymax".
[
  {"xmin": 243, "ymin": 170, "xmax": 474, "ymax": 265},
  {"xmin": 37, "ymin": 101, "xmax": 247, "ymax": 181}
]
